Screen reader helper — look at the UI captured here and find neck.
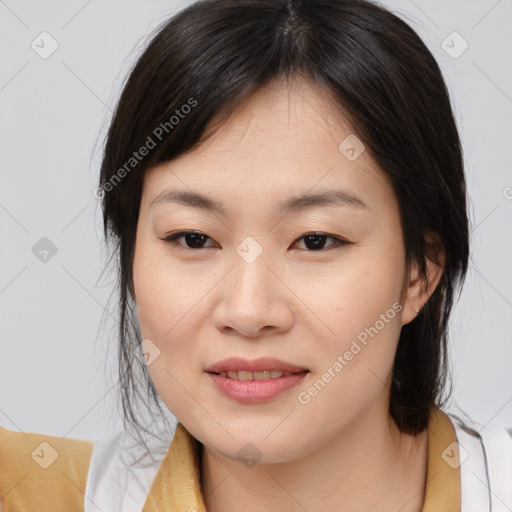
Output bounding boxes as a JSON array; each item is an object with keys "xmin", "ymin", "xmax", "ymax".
[{"xmin": 200, "ymin": 405, "xmax": 428, "ymax": 512}]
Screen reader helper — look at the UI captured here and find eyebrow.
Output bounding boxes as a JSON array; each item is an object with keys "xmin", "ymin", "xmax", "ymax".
[{"xmin": 150, "ymin": 188, "xmax": 368, "ymax": 215}]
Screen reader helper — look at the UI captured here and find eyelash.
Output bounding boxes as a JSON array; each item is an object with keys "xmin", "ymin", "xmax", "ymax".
[{"xmin": 159, "ymin": 230, "xmax": 352, "ymax": 252}]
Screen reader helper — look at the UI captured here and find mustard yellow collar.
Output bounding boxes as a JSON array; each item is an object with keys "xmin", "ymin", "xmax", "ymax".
[
  {"xmin": 142, "ymin": 408, "xmax": 460, "ymax": 512},
  {"xmin": 422, "ymin": 408, "xmax": 461, "ymax": 511}
]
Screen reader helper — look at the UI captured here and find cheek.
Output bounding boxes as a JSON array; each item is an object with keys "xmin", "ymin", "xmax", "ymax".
[
  {"xmin": 135, "ymin": 280, "xmax": 205, "ymax": 423},
  {"xmin": 295, "ymin": 281, "xmax": 403, "ymax": 436},
  {"xmin": 133, "ymin": 236, "xmax": 206, "ymax": 338},
  {"xmin": 312, "ymin": 244, "xmax": 404, "ymax": 343},
  {"xmin": 299, "ymin": 244, "xmax": 405, "ymax": 399},
  {"xmin": 132, "ymin": 239, "xmax": 214, "ymax": 415}
]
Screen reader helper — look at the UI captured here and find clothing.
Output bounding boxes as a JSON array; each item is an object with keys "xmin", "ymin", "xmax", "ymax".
[
  {"xmin": 1, "ymin": 408, "xmax": 511, "ymax": 511},
  {"xmin": 0, "ymin": 427, "xmax": 92, "ymax": 512}
]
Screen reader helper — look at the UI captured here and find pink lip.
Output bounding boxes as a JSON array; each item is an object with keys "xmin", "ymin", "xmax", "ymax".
[
  {"xmin": 204, "ymin": 357, "xmax": 308, "ymax": 373},
  {"xmin": 204, "ymin": 357, "xmax": 309, "ymax": 404},
  {"xmin": 207, "ymin": 372, "xmax": 308, "ymax": 403}
]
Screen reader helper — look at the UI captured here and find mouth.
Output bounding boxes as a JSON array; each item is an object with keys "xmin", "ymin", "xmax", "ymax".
[
  {"xmin": 206, "ymin": 370, "xmax": 309, "ymax": 403},
  {"xmin": 210, "ymin": 370, "xmax": 309, "ymax": 380},
  {"xmin": 204, "ymin": 357, "xmax": 310, "ymax": 403}
]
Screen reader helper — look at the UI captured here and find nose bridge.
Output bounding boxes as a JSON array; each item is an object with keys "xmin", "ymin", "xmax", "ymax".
[
  {"xmin": 231, "ymin": 235, "xmax": 275, "ymax": 307},
  {"xmin": 214, "ymin": 236, "xmax": 291, "ymax": 337}
]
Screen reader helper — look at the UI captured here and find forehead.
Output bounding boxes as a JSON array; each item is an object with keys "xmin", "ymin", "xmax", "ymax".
[
  {"xmin": 190, "ymin": 76, "xmax": 356, "ymax": 159},
  {"xmin": 141, "ymin": 77, "xmax": 394, "ymax": 212}
]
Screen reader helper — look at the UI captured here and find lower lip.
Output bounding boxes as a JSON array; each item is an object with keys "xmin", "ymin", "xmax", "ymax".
[{"xmin": 207, "ymin": 371, "xmax": 308, "ymax": 403}]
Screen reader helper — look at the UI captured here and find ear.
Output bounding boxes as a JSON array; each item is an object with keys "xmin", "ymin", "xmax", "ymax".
[{"xmin": 401, "ymin": 231, "xmax": 445, "ymax": 325}]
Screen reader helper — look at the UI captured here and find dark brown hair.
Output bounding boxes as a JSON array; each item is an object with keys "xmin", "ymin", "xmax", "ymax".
[{"xmin": 98, "ymin": 0, "xmax": 469, "ymax": 439}]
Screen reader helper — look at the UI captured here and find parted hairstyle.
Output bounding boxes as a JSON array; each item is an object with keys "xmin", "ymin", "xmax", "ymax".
[{"xmin": 98, "ymin": 0, "xmax": 470, "ymax": 439}]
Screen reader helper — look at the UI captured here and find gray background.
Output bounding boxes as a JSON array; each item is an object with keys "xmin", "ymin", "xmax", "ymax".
[{"xmin": 0, "ymin": 0, "xmax": 511, "ymax": 443}]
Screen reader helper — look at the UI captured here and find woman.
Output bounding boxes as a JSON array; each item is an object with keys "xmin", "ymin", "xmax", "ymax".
[{"xmin": 1, "ymin": 0, "xmax": 511, "ymax": 510}]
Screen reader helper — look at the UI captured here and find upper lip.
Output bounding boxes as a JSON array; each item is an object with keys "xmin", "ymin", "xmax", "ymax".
[{"xmin": 205, "ymin": 357, "xmax": 308, "ymax": 373}]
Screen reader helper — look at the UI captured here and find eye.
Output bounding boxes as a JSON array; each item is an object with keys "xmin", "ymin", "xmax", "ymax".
[
  {"xmin": 160, "ymin": 230, "xmax": 351, "ymax": 251},
  {"xmin": 293, "ymin": 232, "xmax": 351, "ymax": 251},
  {"xmin": 160, "ymin": 230, "xmax": 218, "ymax": 249}
]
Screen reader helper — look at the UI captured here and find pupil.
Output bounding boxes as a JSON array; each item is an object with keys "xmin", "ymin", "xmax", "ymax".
[
  {"xmin": 305, "ymin": 234, "xmax": 325, "ymax": 250},
  {"xmin": 186, "ymin": 232, "xmax": 206, "ymax": 248}
]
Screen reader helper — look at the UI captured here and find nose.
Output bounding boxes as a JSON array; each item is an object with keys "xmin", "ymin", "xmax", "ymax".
[{"xmin": 212, "ymin": 249, "xmax": 294, "ymax": 339}]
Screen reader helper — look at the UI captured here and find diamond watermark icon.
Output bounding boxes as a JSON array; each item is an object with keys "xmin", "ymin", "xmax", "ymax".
[
  {"xmin": 32, "ymin": 237, "xmax": 58, "ymax": 263},
  {"xmin": 441, "ymin": 31, "xmax": 469, "ymax": 59},
  {"xmin": 31, "ymin": 441, "xmax": 59, "ymax": 469},
  {"xmin": 441, "ymin": 441, "xmax": 469, "ymax": 469},
  {"xmin": 236, "ymin": 236, "xmax": 263, "ymax": 264},
  {"xmin": 338, "ymin": 134, "xmax": 365, "ymax": 161},
  {"xmin": 31, "ymin": 32, "xmax": 59, "ymax": 59},
  {"xmin": 137, "ymin": 338, "xmax": 161, "ymax": 366},
  {"xmin": 237, "ymin": 442, "xmax": 262, "ymax": 468}
]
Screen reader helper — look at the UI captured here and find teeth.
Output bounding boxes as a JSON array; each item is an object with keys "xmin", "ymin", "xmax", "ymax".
[
  {"xmin": 218, "ymin": 370, "xmax": 295, "ymax": 380},
  {"xmin": 238, "ymin": 371, "xmax": 253, "ymax": 381}
]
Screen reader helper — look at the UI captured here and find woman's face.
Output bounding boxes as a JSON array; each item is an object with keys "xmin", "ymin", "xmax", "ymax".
[{"xmin": 133, "ymin": 78, "xmax": 417, "ymax": 463}]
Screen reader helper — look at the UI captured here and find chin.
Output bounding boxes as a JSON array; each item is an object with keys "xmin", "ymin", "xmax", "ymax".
[
  {"xmin": 205, "ymin": 436, "xmax": 308, "ymax": 466},
  {"xmin": 193, "ymin": 421, "xmax": 316, "ymax": 466}
]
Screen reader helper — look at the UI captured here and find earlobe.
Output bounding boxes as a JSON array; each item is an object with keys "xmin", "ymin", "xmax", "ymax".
[{"xmin": 401, "ymin": 233, "xmax": 445, "ymax": 326}]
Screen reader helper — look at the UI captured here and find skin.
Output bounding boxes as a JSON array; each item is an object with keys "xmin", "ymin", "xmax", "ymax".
[{"xmin": 132, "ymin": 76, "xmax": 445, "ymax": 512}]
